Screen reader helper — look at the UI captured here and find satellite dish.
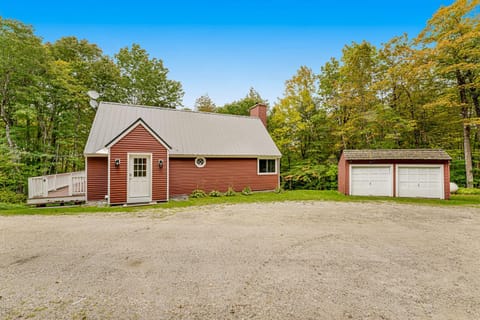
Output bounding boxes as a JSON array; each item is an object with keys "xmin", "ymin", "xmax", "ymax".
[
  {"xmin": 87, "ymin": 90, "xmax": 100, "ymax": 100},
  {"xmin": 89, "ymin": 100, "xmax": 99, "ymax": 109}
]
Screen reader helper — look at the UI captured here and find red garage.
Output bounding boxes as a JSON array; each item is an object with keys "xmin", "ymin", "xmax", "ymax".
[{"xmin": 338, "ymin": 149, "xmax": 451, "ymax": 199}]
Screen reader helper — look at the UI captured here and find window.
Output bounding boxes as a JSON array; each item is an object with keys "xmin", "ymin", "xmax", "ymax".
[
  {"xmin": 258, "ymin": 159, "xmax": 276, "ymax": 174},
  {"xmin": 195, "ymin": 157, "xmax": 206, "ymax": 168},
  {"xmin": 133, "ymin": 157, "xmax": 147, "ymax": 177}
]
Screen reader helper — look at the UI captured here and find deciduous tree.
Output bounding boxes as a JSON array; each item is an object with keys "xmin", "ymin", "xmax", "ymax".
[
  {"xmin": 416, "ymin": 0, "xmax": 480, "ymax": 187},
  {"xmin": 194, "ymin": 94, "xmax": 216, "ymax": 112},
  {"xmin": 115, "ymin": 44, "xmax": 184, "ymax": 108}
]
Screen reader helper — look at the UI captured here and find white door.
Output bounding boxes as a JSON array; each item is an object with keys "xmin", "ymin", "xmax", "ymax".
[
  {"xmin": 397, "ymin": 166, "xmax": 443, "ymax": 199},
  {"xmin": 350, "ymin": 165, "xmax": 393, "ymax": 196},
  {"xmin": 127, "ymin": 154, "xmax": 152, "ymax": 203}
]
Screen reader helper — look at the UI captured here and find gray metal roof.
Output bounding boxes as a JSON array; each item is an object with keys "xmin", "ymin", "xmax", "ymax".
[
  {"xmin": 84, "ymin": 102, "xmax": 281, "ymax": 157},
  {"xmin": 343, "ymin": 149, "xmax": 451, "ymax": 161}
]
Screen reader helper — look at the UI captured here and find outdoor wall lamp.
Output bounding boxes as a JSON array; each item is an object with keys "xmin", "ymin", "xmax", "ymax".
[
  {"xmin": 158, "ymin": 159, "xmax": 164, "ymax": 168},
  {"xmin": 114, "ymin": 159, "xmax": 121, "ymax": 167}
]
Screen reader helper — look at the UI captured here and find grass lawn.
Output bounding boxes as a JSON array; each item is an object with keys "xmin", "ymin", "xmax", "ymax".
[{"xmin": 1, "ymin": 190, "xmax": 479, "ymax": 216}]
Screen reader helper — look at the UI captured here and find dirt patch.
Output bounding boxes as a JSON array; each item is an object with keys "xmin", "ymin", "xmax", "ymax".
[{"xmin": 1, "ymin": 201, "xmax": 480, "ymax": 319}]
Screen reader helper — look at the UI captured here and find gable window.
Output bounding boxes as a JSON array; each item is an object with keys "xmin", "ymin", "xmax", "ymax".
[
  {"xmin": 195, "ymin": 157, "xmax": 206, "ymax": 168},
  {"xmin": 258, "ymin": 159, "xmax": 276, "ymax": 174}
]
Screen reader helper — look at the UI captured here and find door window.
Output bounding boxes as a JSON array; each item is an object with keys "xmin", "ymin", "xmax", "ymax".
[{"xmin": 133, "ymin": 158, "xmax": 147, "ymax": 177}]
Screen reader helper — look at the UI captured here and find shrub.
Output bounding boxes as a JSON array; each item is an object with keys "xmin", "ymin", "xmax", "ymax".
[
  {"xmin": 0, "ymin": 190, "xmax": 26, "ymax": 204},
  {"xmin": 242, "ymin": 186, "xmax": 252, "ymax": 195},
  {"xmin": 224, "ymin": 187, "xmax": 236, "ymax": 196},
  {"xmin": 190, "ymin": 189, "xmax": 207, "ymax": 198},
  {"xmin": 457, "ymin": 187, "xmax": 480, "ymax": 195},
  {"xmin": 282, "ymin": 163, "xmax": 338, "ymax": 190},
  {"xmin": 209, "ymin": 190, "xmax": 222, "ymax": 197},
  {"xmin": 274, "ymin": 186, "xmax": 284, "ymax": 194}
]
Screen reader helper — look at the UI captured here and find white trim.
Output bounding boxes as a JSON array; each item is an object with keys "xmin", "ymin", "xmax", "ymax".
[
  {"xmin": 257, "ymin": 158, "xmax": 277, "ymax": 175},
  {"xmin": 84, "ymin": 157, "xmax": 88, "ymax": 201},
  {"xmin": 94, "ymin": 148, "xmax": 109, "ymax": 155},
  {"xmin": 349, "ymin": 164, "xmax": 394, "ymax": 197},
  {"xmin": 107, "ymin": 151, "xmax": 111, "ymax": 205},
  {"xmin": 84, "ymin": 153, "xmax": 108, "ymax": 157},
  {"xmin": 127, "ymin": 152, "xmax": 153, "ymax": 203},
  {"xmin": 396, "ymin": 164, "xmax": 444, "ymax": 199},
  {"xmin": 166, "ymin": 150, "xmax": 170, "ymax": 201},
  {"xmin": 195, "ymin": 157, "xmax": 207, "ymax": 168},
  {"xmin": 277, "ymin": 158, "xmax": 281, "ymax": 189},
  {"xmin": 106, "ymin": 121, "xmax": 171, "ymax": 150},
  {"xmin": 170, "ymin": 154, "xmax": 282, "ymax": 159}
]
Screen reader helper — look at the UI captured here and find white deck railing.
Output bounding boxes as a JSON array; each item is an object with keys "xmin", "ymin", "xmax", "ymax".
[{"xmin": 28, "ymin": 171, "xmax": 86, "ymax": 198}]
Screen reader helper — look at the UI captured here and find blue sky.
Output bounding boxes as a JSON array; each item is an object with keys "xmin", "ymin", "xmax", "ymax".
[{"xmin": 0, "ymin": 1, "xmax": 452, "ymax": 107}]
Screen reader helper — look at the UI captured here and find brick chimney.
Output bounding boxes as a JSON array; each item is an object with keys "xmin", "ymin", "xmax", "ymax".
[{"xmin": 249, "ymin": 103, "xmax": 267, "ymax": 127}]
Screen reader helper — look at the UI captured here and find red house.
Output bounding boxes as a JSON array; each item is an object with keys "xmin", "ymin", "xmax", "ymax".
[
  {"xmin": 84, "ymin": 102, "xmax": 281, "ymax": 205},
  {"xmin": 338, "ymin": 149, "xmax": 451, "ymax": 199}
]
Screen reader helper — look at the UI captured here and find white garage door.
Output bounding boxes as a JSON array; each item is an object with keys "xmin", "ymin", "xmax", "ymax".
[
  {"xmin": 350, "ymin": 166, "xmax": 393, "ymax": 196},
  {"xmin": 397, "ymin": 166, "xmax": 443, "ymax": 199}
]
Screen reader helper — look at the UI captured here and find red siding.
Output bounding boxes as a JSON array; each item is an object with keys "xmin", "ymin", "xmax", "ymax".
[
  {"xmin": 169, "ymin": 158, "xmax": 279, "ymax": 196},
  {"xmin": 86, "ymin": 157, "xmax": 108, "ymax": 201},
  {"xmin": 109, "ymin": 125, "xmax": 168, "ymax": 204},
  {"xmin": 338, "ymin": 157, "xmax": 451, "ymax": 199},
  {"xmin": 444, "ymin": 164, "xmax": 450, "ymax": 199},
  {"xmin": 337, "ymin": 153, "xmax": 348, "ymax": 195}
]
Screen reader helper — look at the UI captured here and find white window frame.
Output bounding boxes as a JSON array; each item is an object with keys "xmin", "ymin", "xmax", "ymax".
[
  {"xmin": 258, "ymin": 158, "xmax": 277, "ymax": 175},
  {"xmin": 195, "ymin": 157, "xmax": 206, "ymax": 168}
]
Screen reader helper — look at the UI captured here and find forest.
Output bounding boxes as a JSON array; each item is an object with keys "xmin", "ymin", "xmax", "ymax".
[{"xmin": 0, "ymin": 0, "xmax": 479, "ymax": 203}]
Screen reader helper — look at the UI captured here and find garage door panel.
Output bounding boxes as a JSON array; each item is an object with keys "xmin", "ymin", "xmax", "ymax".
[
  {"xmin": 350, "ymin": 166, "xmax": 392, "ymax": 196},
  {"xmin": 397, "ymin": 166, "xmax": 443, "ymax": 199}
]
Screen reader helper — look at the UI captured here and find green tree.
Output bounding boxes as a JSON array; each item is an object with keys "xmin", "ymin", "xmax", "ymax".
[
  {"xmin": 217, "ymin": 87, "xmax": 266, "ymax": 115},
  {"xmin": 0, "ymin": 18, "xmax": 48, "ymax": 192},
  {"xmin": 342, "ymin": 42, "xmax": 379, "ymax": 149},
  {"xmin": 270, "ymin": 66, "xmax": 332, "ymax": 169},
  {"xmin": 374, "ymin": 34, "xmax": 455, "ymax": 149},
  {"xmin": 416, "ymin": 0, "xmax": 480, "ymax": 187},
  {"xmin": 47, "ymin": 36, "xmax": 122, "ymax": 102},
  {"xmin": 0, "ymin": 18, "xmax": 47, "ymax": 152},
  {"xmin": 195, "ymin": 94, "xmax": 216, "ymax": 112},
  {"xmin": 115, "ymin": 44, "xmax": 184, "ymax": 108}
]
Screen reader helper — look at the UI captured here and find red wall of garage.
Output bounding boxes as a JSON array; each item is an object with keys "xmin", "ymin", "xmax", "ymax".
[
  {"xmin": 338, "ymin": 158, "xmax": 450, "ymax": 199},
  {"xmin": 337, "ymin": 153, "xmax": 348, "ymax": 195},
  {"xmin": 169, "ymin": 158, "xmax": 279, "ymax": 196}
]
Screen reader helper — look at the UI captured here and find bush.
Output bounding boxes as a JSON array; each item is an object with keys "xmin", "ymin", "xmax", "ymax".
[
  {"xmin": 190, "ymin": 189, "xmax": 207, "ymax": 198},
  {"xmin": 242, "ymin": 186, "xmax": 252, "ymax": 195},
  {"xmin": 209, "ymin": 190, "xmax": 222, "ymax": 197},
  {"xmin": 282, "ymin": 163, "xmax": 338, "ymax": 190},
  {"xmin": 0, "ymin": 190, "xmax": 26, "ymax": 204},
  {"xmin": 457, "ymin": 187, "xmax": 480, "ymax": 195},
  {"xmin": 274, "ymin": 186, "xmax": 284, "ymax": 194},
  {"xmin": 448, "ymin": 149, "xmax": 480, "ymax": 188},
  {"xmin": 224, "ymin": 187, "xmax": 236, "ymax": 196}
]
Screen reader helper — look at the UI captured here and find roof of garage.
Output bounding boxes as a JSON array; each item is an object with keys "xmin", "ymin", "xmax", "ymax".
[{"xmin": 343, "ymin": 149, "xmax": 451, "ymax": 161}]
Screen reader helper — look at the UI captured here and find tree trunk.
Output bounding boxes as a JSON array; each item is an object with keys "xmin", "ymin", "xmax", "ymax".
[
  {"xmin": 1, "ymin": 72, "xmax": 15, "ymax": 150},
  {"xmin": 456, "ymin": 70, "xmax": 474, "ymax": 188},
  {"xmin": 463, "ymin": 124, "xmax": 474, "ymax": 188}
]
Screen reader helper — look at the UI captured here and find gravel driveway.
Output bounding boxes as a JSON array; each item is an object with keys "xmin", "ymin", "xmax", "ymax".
[{"xmin": 1, "ymin": 201, "xmax": 480, "ymax": 319}]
